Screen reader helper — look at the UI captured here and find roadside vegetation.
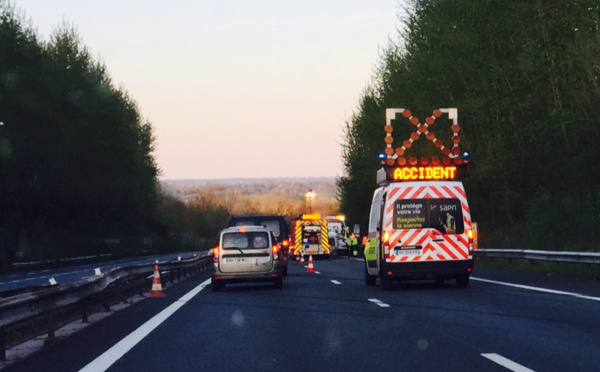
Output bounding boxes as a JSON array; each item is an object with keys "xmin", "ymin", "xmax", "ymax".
[
  {"xmin": 339, "ymin": 0, "xmax": 600, "ymax": 253},
  {"xmin": 0, "ymin": 2, "xmax": 162, "ymax": 266},
  {"xmin": 0, "ymin": 3, "xmax": 342, "ymax": 269},
  {"xmin": 156, "ymin": 180, "xmax": 339, "ymax": 250},
  {"xmin": 476, "ymin": 258, "xmax": 600, "ymax": 281}
]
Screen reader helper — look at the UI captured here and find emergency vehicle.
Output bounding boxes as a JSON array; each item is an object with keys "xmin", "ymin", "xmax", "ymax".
[
  {"xmin": 364, "ymin": 108, "xmax": 474, "ymax": 289},
  {"xmin": 291, "ymin": 214, "xmax": 330, "ymax": 258},
  {"xmin": 324, "ymin": 215, "xmax": 348, "ymax": 256}
]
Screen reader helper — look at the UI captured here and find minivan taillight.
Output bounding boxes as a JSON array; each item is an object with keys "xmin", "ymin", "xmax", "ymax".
[
  {"xmin": 272, "ymin": 244, "xmax": 280, "ymax": 260},
  {"xmin": 213, "ymin": 246, "xmax": 219, "ymax": 262}
]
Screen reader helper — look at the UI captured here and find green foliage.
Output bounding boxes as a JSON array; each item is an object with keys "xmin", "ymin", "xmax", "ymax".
[
  {"xmin": 0, "ymin": 2, "xmax": 160, "ymax": 261},
  {"xmin": 339, "ymin": 0, "xmax": 600, "ymax": 251}
]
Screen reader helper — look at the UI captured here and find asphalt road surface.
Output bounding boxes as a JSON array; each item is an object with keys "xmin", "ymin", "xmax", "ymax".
[{"xmin": 4, "ymin": 257, "xmax": 600, "ymax": 372}]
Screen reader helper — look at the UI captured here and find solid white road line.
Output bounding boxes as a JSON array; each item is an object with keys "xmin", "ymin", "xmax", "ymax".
[
  {"xmin": 79, "ymin": 278, "xmax": 211, "ymax": 372},
  {"xmin": 471, "ymin": 277, "xmax": 600, "ymax": 302},
  {"xmin": 331, "ymin": 280, "xmax": 341, "ymax": 285},
  {"xmin": 368, "ymin": 298, "xmax": 390, "ymax": 308},
  {"xmin": 481, "ymin": 353, "xmax": 535, "ymax": 372}
]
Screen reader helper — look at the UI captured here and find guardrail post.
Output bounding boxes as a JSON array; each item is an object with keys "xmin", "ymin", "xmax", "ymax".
[
  {"xmin": 0, "ymin": 327, "xmax": 5, "ymax": 361},
  {"xmin": 80, "ymin": 300, "xmax": 89, "ymax": 323},
  {"xmin": 45, "ymin": 313, "xmax": 56, "ymax": 345}
]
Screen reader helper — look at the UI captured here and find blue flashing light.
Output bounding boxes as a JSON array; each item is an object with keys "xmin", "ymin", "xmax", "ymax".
[{"xmin": 378, "ymin": 154, "xmax": 386, "ymax": 160}]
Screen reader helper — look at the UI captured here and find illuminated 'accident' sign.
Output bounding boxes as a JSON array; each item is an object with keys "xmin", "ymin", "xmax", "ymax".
[
  {"xmin": 393, "ymin": 166, "xmax": 457, "ymax": 181},
  {"xmin": 379, "ymin": 164, "xmax": 467, "ymax": 184}
]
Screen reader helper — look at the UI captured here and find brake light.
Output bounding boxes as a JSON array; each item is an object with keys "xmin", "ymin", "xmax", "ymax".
[
  {"xmin": 282, "ymin": 239, "xmax": 289, "ymax": 247},
  {"xmin": 213, "ymin": 246, "xmax": 219, "ymax": 262},
  {"xmin": 383, "ymin": 231, "xmax": 391, "ymax": 262},
  {"xmin": 272, "ymin": 244, "xmax": 280, "ymax": 260},
  {"xmin": 466, "ymin": 229, "xmax": 474, "ymax": 255}
]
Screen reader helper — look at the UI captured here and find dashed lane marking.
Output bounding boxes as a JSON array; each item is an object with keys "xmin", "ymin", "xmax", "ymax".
[
  {"xmin": 368, "ymin": 298, "xmax": 390, "ymax": 308},
  {"xmin": 482, "ymin": 353, "xmax": 535, "ymax": 372}
]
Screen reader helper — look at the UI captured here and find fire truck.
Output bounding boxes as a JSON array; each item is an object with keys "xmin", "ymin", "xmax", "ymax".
[
  {"xmin": 291, "ymin": 214, "xmax": 330, "ymax": 259},
  {"xmin": 364, "ymin": 108, "xmax": 475, "ymax": 289}
]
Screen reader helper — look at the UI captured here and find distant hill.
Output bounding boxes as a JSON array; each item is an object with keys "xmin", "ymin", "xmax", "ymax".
[
  {"xmin": 161, "ymin": 177, "xmax": 336, "ymax": 187},
  {"xmin": 161, "ymin": 177, "xmax": 338, "ymax": 198},
  {"xmin": 160, "ymin": 177, "xmax": 340, "ymax": 216}
]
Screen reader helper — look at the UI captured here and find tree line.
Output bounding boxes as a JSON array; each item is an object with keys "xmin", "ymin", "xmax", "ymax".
[
  {"xmin": 0, "ymin": 2, "xmax": 343, "ymax": 267},
  {"xmin": 155, "ymin": 182, "xmax": 340, "ymax": 250},
  {"xmin": 1, "ymin": 2, "xmax": 161, "ymax": 263},
  {"xmin": 339, "ymin": 0, "xmax": 600, "ymax": 251}
]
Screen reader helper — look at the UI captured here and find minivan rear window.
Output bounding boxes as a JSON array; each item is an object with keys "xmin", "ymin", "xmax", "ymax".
[
  {"xmin": 222, "ymin": 232, "xmax": 270, "ymax": 249},
  {"xmin": 393, "ymin": 198, "xmax": 464, "ymax": 234}
]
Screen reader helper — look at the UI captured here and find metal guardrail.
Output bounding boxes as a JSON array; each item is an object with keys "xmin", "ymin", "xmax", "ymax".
[
  {"xmin": 0, "ymin": 254, "xmax": 212, "ymax": 361},
  {"xmin": 11, "ymin": 254, "xmax": 115, "ymax": 269},
  {"xmin": 474, "ymin": 249, "xmax": 600, "ymax": 264}
]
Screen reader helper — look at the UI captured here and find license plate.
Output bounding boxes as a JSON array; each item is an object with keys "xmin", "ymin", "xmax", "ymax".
[
  {"xmin": 395, "ymin": 245, "xmax": 422, "ymax": 256},
  {"xmin": 226, "ymin": 258, "xmax": 248, "ymax": 263}
]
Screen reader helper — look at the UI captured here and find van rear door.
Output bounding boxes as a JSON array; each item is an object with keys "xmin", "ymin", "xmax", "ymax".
[
  {"xmin": 220, "ymin": 231, "xmax": 273, "ymax": 273},
  {"xmin": 387, "ymin": 182, "xmax": 471, "ymax": 263}
]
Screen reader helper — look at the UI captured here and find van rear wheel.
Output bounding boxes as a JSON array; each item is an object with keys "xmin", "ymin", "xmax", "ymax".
[
  {"xmin": 381, "ymin": 275, "xmax": 393, "ymax": 290},
  {"xmin": 211, "ymin": 279, "xmax": 224, "ymax": 292},
  {"xmin": 364, "ymin": 260, "xmax": 377, "ymax": 286},
  {"xmin": 274, "ymin": 277, "xmax": 283, "ymax": 289},
  {"xmin": 456, "ymin": 274, "xmax": 469, "ymax": 288}
]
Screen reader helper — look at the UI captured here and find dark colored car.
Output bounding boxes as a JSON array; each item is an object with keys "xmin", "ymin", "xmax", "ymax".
[{"xmin": 228, "ymin": 215, "xmax": 290, "ymax": 275}]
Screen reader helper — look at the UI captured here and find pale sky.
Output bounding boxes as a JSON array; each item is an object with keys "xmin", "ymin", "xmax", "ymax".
[{"xmin": 14, "ymin": 0, "xmax": 404, "ymax": 179}]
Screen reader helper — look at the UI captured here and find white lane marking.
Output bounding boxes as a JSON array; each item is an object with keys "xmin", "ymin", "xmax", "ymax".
[
  {"xmin": 331, "ymin": 280, "xmax": 341, "ymax": 285},
  {"xmin": 79, "ymin": 278, "xmax": 210, "ymax": 372},
  {"xmin": 472, "ymin": 277, "xmax": 600, "ymax": 302},
  {"xmin": 368, "ymin": 298, "xmax": 390, "ymax": 308},
  {"xmin": 482, "ymin": 353, "xmax": 535, "ymax": 372}
]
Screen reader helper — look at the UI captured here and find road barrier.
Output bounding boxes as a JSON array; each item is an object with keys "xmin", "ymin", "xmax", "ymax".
[
  {"xmin": 0, "ymin": 254, "xmax": 212, "ymax": 361},
  {"xmin": 474, "ymin": 249, "xmax": 600, "ymax": 264}
]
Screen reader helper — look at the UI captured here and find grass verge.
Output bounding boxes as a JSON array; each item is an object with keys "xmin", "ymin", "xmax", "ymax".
[{"xmin": 474, "ymin": 257, "xmax": 600, "ymax": 281}]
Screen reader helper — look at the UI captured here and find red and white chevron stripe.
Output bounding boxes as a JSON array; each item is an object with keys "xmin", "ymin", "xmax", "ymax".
[{"xmin": 383, "ymin": 182, "xmax": 471, "ymax": 263}]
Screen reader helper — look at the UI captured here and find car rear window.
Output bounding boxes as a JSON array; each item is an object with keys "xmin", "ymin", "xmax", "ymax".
[
  {"xmin": 231, "ymin": 218, "xmax": 283, "ymax": 239},
  {"xmin": 233, "ymin": 220, "xmax": 254, "ymax": 227},
  {"xmin": 222, "ymin": 231, "xmax": 270, "ymax": 249},
  {"xmin": 260, "ymin": 220, "xmax": 281, "ymax": 237},
  {"xmin": 393, "ymin": 198, "xmax": 464, "ymax": 234}
]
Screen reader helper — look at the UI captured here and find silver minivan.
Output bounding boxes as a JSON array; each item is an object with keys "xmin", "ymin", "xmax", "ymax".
[{"xmin": 211, "ymin": 226, "xmax": 284, "ymax": 291}]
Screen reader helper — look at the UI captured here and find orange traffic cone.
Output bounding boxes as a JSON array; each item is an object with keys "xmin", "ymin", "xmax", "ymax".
[
  {"xmin": 300, "ymin": 254, "xmax": 305, "ymax": 264},
  {"xmin": 307, "ymin": 253, "xmax": 315, "ymax": 273},
  {"xmin": 150, "ymin": 264, "xmax": 165, "ymax": 298}
]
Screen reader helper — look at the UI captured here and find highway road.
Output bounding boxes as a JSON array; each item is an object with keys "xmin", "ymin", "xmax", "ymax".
[{"xmin": 4, "ymin": 257, "xmax": 600, "ymax": 372}]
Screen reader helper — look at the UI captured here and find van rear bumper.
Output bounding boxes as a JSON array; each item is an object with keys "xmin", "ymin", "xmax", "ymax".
[{"xmin": 382, "ymin": 259, "xmax": 473, "ymax": 280}]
